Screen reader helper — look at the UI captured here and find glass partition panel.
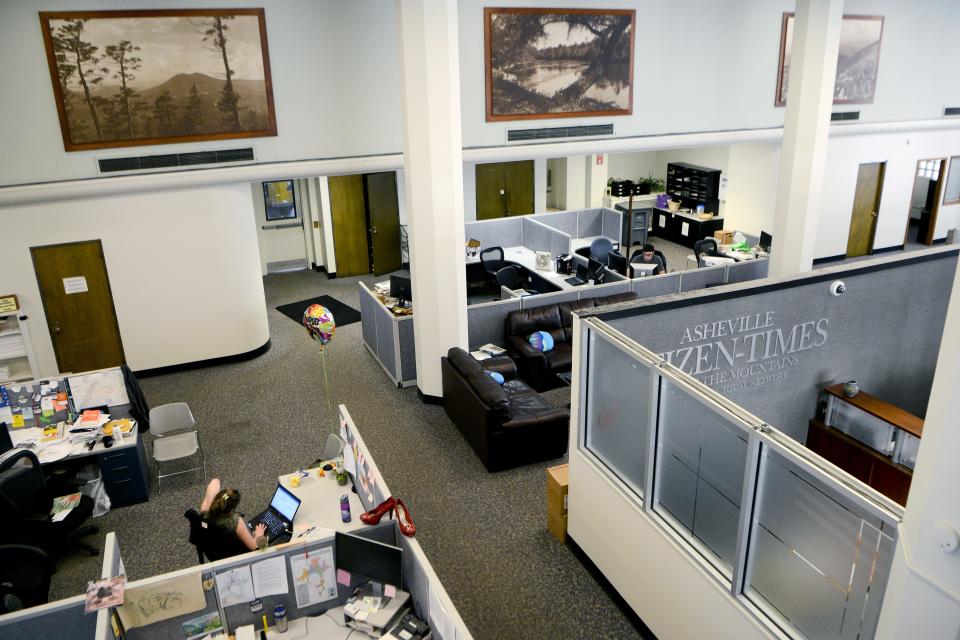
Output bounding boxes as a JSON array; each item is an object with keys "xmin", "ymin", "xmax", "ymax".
[
  {"xmin": 745, "ymin": 446, "xmax": 896, "ymax": 640},
  {"xmin": 583, "ymin": 329, "xmax": 652, "ymax": 498},
  {"xmin": 654, "ymin": 377, "xmax": 748, "ymax": 577}
]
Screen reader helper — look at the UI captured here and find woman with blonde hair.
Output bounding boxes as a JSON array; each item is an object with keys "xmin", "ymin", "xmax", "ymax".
[{"xmin": 200, "ymin": 478, "xmax": 266, "ymax": 551}]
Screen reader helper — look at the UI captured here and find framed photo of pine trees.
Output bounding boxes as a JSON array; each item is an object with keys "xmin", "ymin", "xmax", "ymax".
[{"xmin": 39, "ymin": 9, "xmax": 277, "ymax": 151}]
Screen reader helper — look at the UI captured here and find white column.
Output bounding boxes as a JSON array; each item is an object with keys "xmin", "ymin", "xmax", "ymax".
[
  {"xmin": 586, "ymin": 153, "xmax": 609, "ymax": 207},
  {"xmin": 877, "ymin": 258, "xmax": 960, "ymax": 637},
  {"xmin": 769, "ymin": 0, "xmax": 843, "ymax": 277},
  {"xmin": 397, "ymin": 0, "xmax": 468, "ymax": 398},
  {"xmin": 565, "ymin": 155, "xmax": 587, "ymax": 210},
  {"xmin": 534, "ymin": 158, "xmax": 548, "ymax": 213}
]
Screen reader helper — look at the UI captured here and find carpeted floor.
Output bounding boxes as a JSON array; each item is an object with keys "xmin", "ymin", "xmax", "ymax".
[
  {"xmin": 48, "ymin": 269, "xmax": 650, "ymax": 639},
  {"xmin": 275, "ymin": 294, "xmax": 361, "ymax": 327}
]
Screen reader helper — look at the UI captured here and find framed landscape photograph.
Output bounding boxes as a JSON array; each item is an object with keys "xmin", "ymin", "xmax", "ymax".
[
  {"xmin": 39, "ymin": 9, "xmax": 277, "ymax": 151},
  {"xmin": 484, "ymin": 7, "xmax": 635, "ymax": 122},
  {"xmin": 775, "ymin": 13, "xmax": 884, "ymax": 107}
]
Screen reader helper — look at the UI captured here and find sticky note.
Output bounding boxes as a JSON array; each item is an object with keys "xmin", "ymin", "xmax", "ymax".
[
  {"xmin": 384, "ymin": 584, "xmax": 396, "ymax": 597},
  {"xmin": 12, "ymin": 415, "xmax": 24, "ymax": 428},
  {"xmin": 336, "ymin": 569, "xmax": 350, "ymax": 586}
]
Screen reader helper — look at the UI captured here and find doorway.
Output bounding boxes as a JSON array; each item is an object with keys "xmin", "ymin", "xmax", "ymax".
[
  {"xmin": 846, "ymin": 162, "xmax": 885, "ymax": 258},
  {"xmin": 904, "ymin": 159, "xmax": 946, "ymax": 246},
  {"xmin": 475, "ymin": 160, "xmax": 534, "ymax": 220},
  {"xmin": 329, "ymin": 172, "xmax": 402, "ymax": 277},
  {"xmin": 257, "ymin": 179, "xmax": 309, "ymax": 273},
  {"xmin": 31, "ymin": 240, "xmax": 125, "ymax": 373}
]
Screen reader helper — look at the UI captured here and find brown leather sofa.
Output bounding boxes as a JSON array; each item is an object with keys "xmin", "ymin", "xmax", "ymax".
[
  {"xmin": 441, "ymin": 348, "xmax": 569, "ymax": 472},
  {"xmin": 505, "ymin": 292, "xmax": 637, "ymax": 390}
]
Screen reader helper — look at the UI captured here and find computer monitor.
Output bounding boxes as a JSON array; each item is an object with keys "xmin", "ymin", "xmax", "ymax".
[
  {"xmin": 759, "ymin": 231, "xmax": 773, "ymax": 252},
  {"xmin": 390, "ymin": 275, "xmax": 413, "ymax": 305},
  {"xmin": 269, "ymin": 484, "xmax": 301, "ymax": 522},
  {"xmin": 587, "ymin": 258, "xmax": 603, "ymax": 279},
  {"xmin": 606, "ymin": 252, "xmax": 627, "ymax": 276},
  {"xmin": 335, "ymin": 531, "xmax": 403, "ymax": 587},
  {"xmin": 574, "ymin": 264, "xmax": 588, "ymax": 281}
]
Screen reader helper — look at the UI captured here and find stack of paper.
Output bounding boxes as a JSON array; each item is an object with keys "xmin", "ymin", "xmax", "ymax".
[
  {"xmin": 51, "ymin": 492, "xmax": 81, "ymax": 522},
  {"xmin": 75, "ymin": 410, "xmax": 110, "ymax": 429}
]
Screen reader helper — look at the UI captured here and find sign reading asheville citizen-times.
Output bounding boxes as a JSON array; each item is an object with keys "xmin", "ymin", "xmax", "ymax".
[{"xmin": 657, "ymin": 311, "xmax": 829, "ymax": 394}]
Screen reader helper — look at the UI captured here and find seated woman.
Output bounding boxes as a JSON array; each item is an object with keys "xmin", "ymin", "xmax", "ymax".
[{"xmin": 200, "ymin": 478, "xmax": 266, "ymax": 551}]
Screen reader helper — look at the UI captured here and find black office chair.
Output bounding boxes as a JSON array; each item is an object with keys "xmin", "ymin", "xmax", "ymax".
[
  {"xmin": 0, "ymin": 449, "xmax": 98, "ymax": 558},
  {"xmin": 589, "ymin": 237, "xmax": 614, "ymax": 263},
  {"xmin": 654, "ymin": 250, "xmax": 667, "ymax": 273},
  {"xmin": 495, "ymin": 265, "xmax": 521, "ymax": 291},
  {"xmin": 0, "ymin": 545, "xmax": 55, "ymax": 613},
  {"xmin": 693, "ymin": 238, "xmax": 721, "ymax": 267},
  {"xmin": 480, "ymin": 247, "xmax": 507, "ymax": 280},
  {"xmin": 185, "ymin": 509, "xmax": 249, "ymax": 562}
]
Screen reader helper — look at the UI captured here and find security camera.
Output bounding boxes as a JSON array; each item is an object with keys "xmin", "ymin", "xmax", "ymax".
[{"xmin": 830, "ymin": 281, "xmax": 846, "ymax": 297}]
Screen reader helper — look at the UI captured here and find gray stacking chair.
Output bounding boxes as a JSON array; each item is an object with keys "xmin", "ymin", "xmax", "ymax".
[{"xmin": 149, "ymin": 402, "xmax": 205, "ymax": 494}]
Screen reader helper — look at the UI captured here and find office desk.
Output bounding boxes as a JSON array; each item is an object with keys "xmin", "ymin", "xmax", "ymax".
[
  {"xmin": 279, "ymin": 470, "xmax": 366, "ymax": 537},
  {"xmin": 718, "ymin": 245, "xmax": 765, "ymax": 262},
  {"xmin": 467, "ymin": 246, "xmax": 576, "ymax": 292}
]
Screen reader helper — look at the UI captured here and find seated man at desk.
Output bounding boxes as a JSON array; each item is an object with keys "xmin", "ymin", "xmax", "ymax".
[
  {"xmin": 630, "ymin": 243, "xmax": 664, "ymax": 276},
  {"xmin": 200, "ymin": 478, "xmax": 266, "ymax": 551}
]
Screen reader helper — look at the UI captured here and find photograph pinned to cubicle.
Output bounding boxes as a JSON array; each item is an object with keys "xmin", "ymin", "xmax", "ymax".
[
  {"xmin": 181, "ymin": 610, "xmax": 224, "ymax": 640},
  {"xmin": 290, "ymin": 546, "xmax": 337, "ymax": 609},
  {"xmin": 85, "ymin": 574, "xmax": 125, "ymax": 612}
]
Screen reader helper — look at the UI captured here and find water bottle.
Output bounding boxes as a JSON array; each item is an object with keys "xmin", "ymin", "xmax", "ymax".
[
  {"xmin": 340, "ymin": 494, "xmax": 352, "ymax": 523},
  {"xmin": 273, "ymin": 604, "xmax": 288, "ymax": 633}
]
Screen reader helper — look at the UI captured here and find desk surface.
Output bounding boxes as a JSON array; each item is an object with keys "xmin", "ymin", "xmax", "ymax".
[
  {"xmin": 468, "ymin": 246, "xmax": 581, "ymax": 292},
  {"xmin": 718, "ymin": 245, "xmax": 767, "ymax": 262},
  {"xmin": 8, "ymin": 406, "xmax": 140, "ymax": 465},
  {"xmin": 280, "ymin": 470, "xmax": 367, "ymax": 538}
]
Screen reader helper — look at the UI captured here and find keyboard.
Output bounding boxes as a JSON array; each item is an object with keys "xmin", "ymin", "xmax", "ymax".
[
  {"xmin": 254, "ymin": 510, "xmax": 286, "ymax": 537},
  {"xmin": 564, "ymin": 276, "xmax": 585, "ymax": 286}
]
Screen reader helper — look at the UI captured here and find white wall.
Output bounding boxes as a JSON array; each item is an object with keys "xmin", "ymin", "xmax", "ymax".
[
  {"xmin": 607, "ymin": 151, "xmax": 660, "ymax": 183},
  {"xmin": 0, "ymin": 0, "xmax": 403, "ymax": 186},
  {"xmin": 725, "ymin": 142, "xmax": 782, "ymax": 236},
  {"xmin": 0, "ymin": 184, "xmax": 269, "ymax": 374}
]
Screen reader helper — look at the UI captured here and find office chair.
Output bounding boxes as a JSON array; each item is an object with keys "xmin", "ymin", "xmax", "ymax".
[
  {"xmin": 693, "ymin": 238, "xmax": 733, "ymax": 268},
  {"xmin": 480, "ymin": 247, "xmax": 507, "ymax": 281},
  {"xmin": 0, "ymin": 545, "xmax": 54, "ymax": 613},
  {"xmin": 629, "ymin": 248, "xmax": 665, "ymax": 275},
  {"xmin": 184, "ymin": 509, "xmax": 248, "ymax": 562},
  {"xmin": 495, "ymin": 265, "xmax": 522, "ymax": 292},
  {"xmin": 589, "ymin": 237, "xmax": 614, "ymax": 263},
  {"xmin": 0, "ymin": 449, "xmax": 98, "ymax": 558},
  {"xmin": 654, "ymin": 250, "xmax": 667, "ymax": 273},
  {"xmin": 150, "ymin": 402, "xmax": 206, "ymax": 494},
  {"xmin": 321, "ymin": 433, "xmax": 346, "ymax": 462}
]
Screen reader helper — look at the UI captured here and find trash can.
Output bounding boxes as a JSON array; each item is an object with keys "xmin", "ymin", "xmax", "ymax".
[{"xmin": 76, "ymin": 463, "xmax": 112, "ymax": 517}]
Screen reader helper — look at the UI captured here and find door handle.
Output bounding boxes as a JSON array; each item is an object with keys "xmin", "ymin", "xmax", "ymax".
[
  {"xmin": 371, "ymin": 226, "xmax": 378, "ymax": 235},
  {"xmin": 52, "ymin": 320, "xmax": 62, "ymax": 334},
  {"xmin": 871, "ymin": 211, "xmax": 878, "ymax": 218}
]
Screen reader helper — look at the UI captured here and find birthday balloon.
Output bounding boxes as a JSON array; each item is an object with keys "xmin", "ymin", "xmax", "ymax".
[{"xmin": 302, "ymin": 304, "xmax": 336, "ymax": 348}]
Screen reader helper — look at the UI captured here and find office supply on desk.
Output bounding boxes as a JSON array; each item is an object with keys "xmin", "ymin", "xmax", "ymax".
[
  {"xmin": 249, "ymin": 484, "xmax": 301, "ymax": 543},
  {"xmin": 555, "ymin": 254, "xmax": 572, "ymax": 274},
  {"xmin": 564, "ymin": 263, "xmax": 589, "ymax": 286},
  {"xmin": 389, "ymin": 275, "xmax": 413, "ymax": 307},
  {"xmin": 606, "ymin": 251, "xmax": 628, "ymax": 276},
  {"xmin": 385, "ymin": 610, "xmax": 430, "ymax": 640},
  {"xmin": 759, "ymin": 230, "xmax": 773, "ymax": 252},
  {"xmin": 535, "ymin": 250, "xmax": 551, "ymax": 270},
  {"xmin": 335, "ymin": 531, "xmax": 403, "ymax": 589}
]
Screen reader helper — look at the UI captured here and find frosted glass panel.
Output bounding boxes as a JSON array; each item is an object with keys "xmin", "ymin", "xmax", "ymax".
[
  {"xmin": 654, "ymin": 378, "xmax": 747, "ymax": 575},
  {"xmin": 745, "ymin": 447, "xmax": 895, "ymax": 640},
  {"xmin": 583, "ymin": 332, "xmax": 651, "ymax": 497}
]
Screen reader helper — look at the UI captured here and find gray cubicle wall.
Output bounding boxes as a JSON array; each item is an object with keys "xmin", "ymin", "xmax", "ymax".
[
  {"xmin": 632, "ymin": 272, "xmax": 682, "ymax": 298},
  {"xmin": 726, "ymin": 259, "xmax": 768, "ymax": 283},
  {"xmin": 467, "ymin": 298, "xmax": 521, "ymax": 350},
  {"xmin": 535, "ymin": 210, "xmax": 578, "ymax": 235},
  {"xmin": 591, "ymin": 247, "xmax": 959, "ymax": 442},
  {"xmin": 521, "ymin": 216, "xmax": 572, "ymax": 258},
  {"xmin": 359, "ymin": 283, "xmax": 416, "ymax": 387},
  {"xmin": 577, "ymin": 209, "xmax": 603, "ymax": 238},
  {"xmin": 602, "ymin": 208, "xmax": 622, "ymax": 243},
  {"xmin": 0, "ymin": 597, "xmax": 96, "ymax": 640},
  {"xmin": 465, "ymin": 217, "xmax": 522, "ymax": 250},
  {"xmin": 678, "ymin": 265, "xmax": 729, "ymax": 291}
]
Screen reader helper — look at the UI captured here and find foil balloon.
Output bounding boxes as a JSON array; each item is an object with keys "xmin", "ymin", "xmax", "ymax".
[{"xmin": 302, "ymin": 304, "xmax": 336, "ymax": 349}]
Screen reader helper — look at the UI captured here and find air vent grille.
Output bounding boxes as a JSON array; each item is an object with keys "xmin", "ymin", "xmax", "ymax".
[
  {"xmin": 944, "ymin": 107, "xmax": 960, "ymax": 117},
  {"xmin": 831, "ymin": 111, "xmax": 860, "ymax": 122},
  {"xmin": 507, "ymin": 124, "xmax": 614, "ymax": 142},
  {"xmin": 98, "ymin": 147, "xmax": 255, "ymax": 173}
]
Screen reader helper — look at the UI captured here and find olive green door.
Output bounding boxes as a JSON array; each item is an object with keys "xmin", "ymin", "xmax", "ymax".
[
  {"xmin": 475, "ymin": 160, "xmax": 534, "ymax": 220},
  {"xmin": 365, "ymin": 172, "xmax": 402, "ymax": 276},
  {"xmin": 846, "ymin": 162, "xmax": 885, "ymax": 258},
  {"xmin": 329, "ymin": 175, "xmax": 370, "ymax": 277}
]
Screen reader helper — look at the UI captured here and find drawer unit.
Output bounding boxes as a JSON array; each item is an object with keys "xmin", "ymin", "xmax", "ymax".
[{"xmin": 97, "ymin": 436, "xmax": 149, "ymax": 506}]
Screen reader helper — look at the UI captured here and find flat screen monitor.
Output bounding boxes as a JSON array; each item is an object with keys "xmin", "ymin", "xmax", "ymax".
[
  {"xmin": 574, "ymin": 264, "xmax": 588, "ymax": 281},
  {"xmin": 606, "ymin": 252, "xmax": 627, "ymax": 276},
  {"xmin": 335, "ymin": 531, "xmax": 403, "ymax": 588},
  {"xmin": 759, "ymin": 231, "xmax": 773, "ymax": 252},
  {"xmin": 587, "ymin": 258, "xmax": 603, "ymax": 279},
  {"xmin": 390, "ymin": 275, "xmax": 413, "ymax": 303}
]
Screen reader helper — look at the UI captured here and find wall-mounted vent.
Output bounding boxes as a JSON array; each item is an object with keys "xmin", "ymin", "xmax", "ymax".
[
  {"xmin": 944, "ymin": 106, "xmax": 960, "ymax": 118},
  {"xmin": 830, "ymin": 111, "xmax": 860, "ymax": 122},
  {"xmin": 98, "ymin": 147, "xmax": 255, "ymax": 173},
  {"xmin": 507, "ymin": 123, "xmax": 614, "ymax": 142}
]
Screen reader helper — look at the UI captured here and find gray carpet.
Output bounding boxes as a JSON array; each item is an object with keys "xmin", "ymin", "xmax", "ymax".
[{"xmin": 48, "ymin": 269, "xmax": 647, "ymax": 639}]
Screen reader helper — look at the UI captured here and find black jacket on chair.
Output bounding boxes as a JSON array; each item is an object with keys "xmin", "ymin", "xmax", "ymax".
[{"xmin": 441, "ymin": 348, "xmax": 568, "ymax": 472}]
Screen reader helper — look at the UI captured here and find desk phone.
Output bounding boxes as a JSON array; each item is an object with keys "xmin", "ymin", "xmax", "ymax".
[{"xmin": 384, "ymin": 611, "xmax": 430, "ymax": 640}]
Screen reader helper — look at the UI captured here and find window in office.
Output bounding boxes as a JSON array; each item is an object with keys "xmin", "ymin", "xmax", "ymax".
[
  {"xmin": 916, "ymin": 159, "xmax": 941, "ymax": 181},
  {"xmin": 944, "ymin": 156, "xmax": 960, "ymax": 205},
  {"xmin": 263, "ymin": 180, "xmax": 298, "ymax": 221}
]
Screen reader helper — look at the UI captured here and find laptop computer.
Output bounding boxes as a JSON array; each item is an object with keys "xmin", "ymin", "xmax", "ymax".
[
  {"xmin": 249, "ymin": 484, "xmax": 302, "ymax": 542},
  {"xmin": 565, "ymin": 263, "xmax": 589, "ymax": 286}
]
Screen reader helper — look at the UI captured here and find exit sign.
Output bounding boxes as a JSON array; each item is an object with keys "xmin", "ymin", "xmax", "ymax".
[{"xmin": 596, "ymin": 154, "xmax": 604, "ymax": 165}]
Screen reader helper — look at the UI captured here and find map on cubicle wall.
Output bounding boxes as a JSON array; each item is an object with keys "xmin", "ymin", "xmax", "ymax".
[{"xmin": 68, "ymin": 369, "xmax": 129, "ymax": 410}]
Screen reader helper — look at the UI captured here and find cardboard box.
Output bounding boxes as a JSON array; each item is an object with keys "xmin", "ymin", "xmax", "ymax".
[
  {"xmin": 546, "ymin": 464, "xmax": 569, "ymax": 515},
  {"xmin": 714, "ymin": 230, "xmax": 734, "ymax": 244},
  {"xmin": 547, "ymin": 506, "xmax": 568, "ymax": 543}
]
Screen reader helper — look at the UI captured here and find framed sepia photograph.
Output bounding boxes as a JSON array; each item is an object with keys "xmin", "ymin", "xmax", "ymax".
[
  {"xmin": 775, "ymin": 13, "xmax": 884, "ymax": 107},
  {"xmin": 484, "ymin": 7, "xmax": 635, "ymax": 122},
  {"xmin": 39, "ymin": 9, "xmax": 277, "ymax": 151}
]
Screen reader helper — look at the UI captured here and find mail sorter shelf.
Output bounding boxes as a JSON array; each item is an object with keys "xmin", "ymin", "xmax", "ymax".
[
  {"xmin": 665, "ymin": 162, "xmax": 721, "ymax": 215},
  {"xmin": 0, "ymin": 312, "xmax": 39, "ymax": 384}
]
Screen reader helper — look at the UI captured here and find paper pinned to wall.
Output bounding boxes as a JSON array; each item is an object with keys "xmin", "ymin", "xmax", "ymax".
[
  {"xmin": 290, "ymin": 546, "xmax": 338, "ymax": 609},
  {"xmin": 251, "ymin": 556, "xmax": 288, "ymax": 598},
  {"xmin": 216, "ymin": 566, "xmax": 255, "ymax": 607},
  {"xmin": 429, "ymin": 587, "xmax": 455, "ymax": 640},
  {"xmin": 67, "ymin": 369, "xmax": 129, "ymax": 410},
  {"xmin": 118, "ymin": 572, "xmax": 206, "ymax": 630},
  {"xmin": 681, "ymin": 222, "xmax": 690, "ymax": 237},
  {"xmin": 63, "ymin": 276, "xmax": 88, "ymax": 294}
]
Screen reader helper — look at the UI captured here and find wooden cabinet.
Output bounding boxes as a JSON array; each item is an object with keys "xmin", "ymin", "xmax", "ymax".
[
  {"xmin": 651, "ymin": 208, "xmax": 724, "ymax": 248},
  {"xmin": 805, "ymin": 384, "xmax": 922, "ymax": 506}
]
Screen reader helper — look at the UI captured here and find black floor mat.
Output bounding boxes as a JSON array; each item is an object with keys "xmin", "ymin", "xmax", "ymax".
[{"xmin": 275, "ymin": 295, "xmax": 361, "ymax": 328}]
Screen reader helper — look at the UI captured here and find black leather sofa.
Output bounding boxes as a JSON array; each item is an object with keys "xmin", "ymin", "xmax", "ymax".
[
  {"xmin": 441, "ymin": 348, "xmax": 569, "ymax": 472},
  {"xmin": 505, "ymin": 292, "xmax": 637, "ymax": 390}
]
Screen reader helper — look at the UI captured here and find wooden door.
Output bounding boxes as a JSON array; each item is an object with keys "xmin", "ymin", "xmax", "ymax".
[
  {"xmin": 504, "ymin": 160, "xmax": 535, "ymax": 216},
  {"xmin": 919, "ymin": 159, "xmax": 946, "ymax": 245},
  {"xmin": 365, "ymin": 172, "xmax": 402, "ymax": 276},
  {"xmin": 846, "ymin": 162, "xmax": 885, "ymax": 258},
  {"xmin": 329, "ymin": 175, "xmax": 370, "ymax": 277},
  {"xmin": 31, "ymin": 240, "xmax": 124, "ymax": 373},
  {"xmin": 475, "ymin": 163, "xmax": 505, "ymax": 220}
]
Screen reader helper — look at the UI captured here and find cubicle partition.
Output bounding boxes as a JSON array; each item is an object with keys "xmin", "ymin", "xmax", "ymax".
[
  {"xmin": 359, "ymin": 283, "xmax": 416, "ymax": 387},
  {"xmin": 467, "ymin": 298, "xmax": 522, "ymax": 350},
  {"xmin": 0, "ymin": 595, "xmax": 96, "ymax": 640}
]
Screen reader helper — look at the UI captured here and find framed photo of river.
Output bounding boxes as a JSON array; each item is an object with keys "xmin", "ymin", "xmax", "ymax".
[
  {"xmin": 484, "ymin": 8, "xmax": 635, "ymax": 122},
  {"xmin": 39, "ymin": 9, "xmax": 277, "ymax": 151}
]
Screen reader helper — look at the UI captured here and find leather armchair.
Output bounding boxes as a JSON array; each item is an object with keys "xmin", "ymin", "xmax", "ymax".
[{"xmin": 441, "ymin": 348, "xmax": 568, "ymax": 472}]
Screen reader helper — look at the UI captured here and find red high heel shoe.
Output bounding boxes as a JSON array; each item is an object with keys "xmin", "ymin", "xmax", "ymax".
[
  {"xmin": 394, "ymin": 499, "xmax": 416, "ymax": 537},
  {"xmin": 360, "ymin": 496, "xmax": 396, "ymax": 525}
]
